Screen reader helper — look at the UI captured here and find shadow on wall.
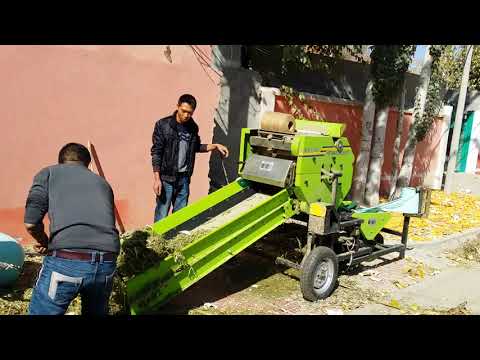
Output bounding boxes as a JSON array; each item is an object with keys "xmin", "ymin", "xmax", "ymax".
[
  {"xmin": 275, "ymin": 94, "xmax": 448, "ymax": 196},
  {"xmin": 274, "ymin": 96, "xmax": 363, "ymax": 156},
  {"xmin": 446, "ymin": 90, "xmax": 480, "ymax": 112},
  {"xmin": 207, "ymin": 67, "xmax": 262, "ymax": 193},
  {"xmin": 275, "ymin": 59, "xmax": 420, "ymax": 109},
  {"xmin": 411, "ymin": 119, "xmax": 445, "ymax": 187}
]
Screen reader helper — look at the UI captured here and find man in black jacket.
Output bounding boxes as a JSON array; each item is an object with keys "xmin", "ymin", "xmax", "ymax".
[{"xmin": 151, "ymin": 94, "xmax": 229, "ymax": 222}]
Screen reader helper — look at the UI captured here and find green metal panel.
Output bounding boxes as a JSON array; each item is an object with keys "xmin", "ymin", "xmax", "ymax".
[
  {"xmin": 151, "ymin": 178, "xmax": 250, "ymax": 236},
  {"xmin": 295, "ymin": 119, "xmax": 346, "ymax": 137},
  {"xmin": 355, "ymin": 187, "xmax": 420, "ymax": 215},
  {"xmin": 238, "ymin": 128, "xmax": 252, "ymax": 175},
  {"xmin": 293, "ymin": 144, "xmax": 355, "ymax": 208},
  {"xmin": 351, "ymin": 211, "xmax": 392, "ymax": 241},
  {"xmin": 127, "ymin": 189, "xmax": 296, "ymax": 314},
  {"xmin": 456, "ymin": 111, "xmax": 474, "ymax": 172},
  {"xmin": 291, "ymin": 135, "xmax": 336, "ymax": 156}
]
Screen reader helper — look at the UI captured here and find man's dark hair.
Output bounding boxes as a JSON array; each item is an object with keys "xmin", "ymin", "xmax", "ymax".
[
  {"xmin": 178, "ymin": 94, "xmax": 197, "ymax": 110},
  {"xmin": 58, "ymin": 143, "xmax": 91, "ymax": 167}
]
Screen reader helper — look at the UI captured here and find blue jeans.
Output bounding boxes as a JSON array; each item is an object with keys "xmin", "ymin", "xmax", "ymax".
[
  {"xmin": 154, "ymin": 174, "xmax": 190, "ymax": 222},
  {"xmin": 28, "ymin": 251, "xmax": 116, "ymax": 315}
]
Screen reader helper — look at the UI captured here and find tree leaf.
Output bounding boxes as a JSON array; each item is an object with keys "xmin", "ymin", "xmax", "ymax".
[{"xmin": 389, "ymin": 299, "xmax": 402, "ymax": 309}]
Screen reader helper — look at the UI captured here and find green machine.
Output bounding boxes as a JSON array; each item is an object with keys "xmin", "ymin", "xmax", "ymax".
[{"xmin": 126, "ymin": 112, "xmax": 430, "ymax": 314}]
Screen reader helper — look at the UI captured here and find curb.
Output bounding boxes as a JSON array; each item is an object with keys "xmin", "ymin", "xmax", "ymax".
[{"xmin": 407, "ymin": 227, "xmax": 480, "ymax": 250}]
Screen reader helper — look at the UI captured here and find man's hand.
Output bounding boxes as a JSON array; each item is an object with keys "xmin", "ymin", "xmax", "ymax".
[
  {"xmin": 34, "ymin": 244, "xmax": 48, "ymax": 255},
  {"xmin": 25, "ymin": 223, "xmax": 49, "ymax": 251},
  {"xmin": 213, "ymin": 144, "xmax": 229, "ymax": 158},
  {"xmin": 153, "ymin": 178, "xmax": 162, "ymax": 196}
]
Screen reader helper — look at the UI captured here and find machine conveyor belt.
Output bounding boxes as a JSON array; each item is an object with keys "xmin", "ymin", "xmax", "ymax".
[{"xmin": 126, "ymin": 179, "xmax": 296, "ymax": 314}]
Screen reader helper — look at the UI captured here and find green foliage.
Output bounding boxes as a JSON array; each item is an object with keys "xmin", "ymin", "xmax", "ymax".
[
  {"xmin": 370, "ymin": 45, "xmax": 416, "ymax": 108},
  {"xmin": 245, "ymin": 45, "xmax": 366, "ymax": 116},
  {"xmin": 279, "ymin": 45, "xmax": 419, "ymax": 123},
  {"xmin": 438, "ymin": 45, "xmax": 480, "ymax": 91},
  {"xmin": 244, "ymin": 45, "xmax": 364, "ymax": 82},
  {"xmin": 276, "ymin": 45, "xmax": 365, "ymax": 120},
  {"xmin": 437, "ymin": 45, "xmax": 462, "ymax": 89},
  {"xmin": 280, "ymin": 85, "xmax": 323, "ymax": 120},
  {"xmin": 414, "ymin": 45, "xmax": 447, "ymax": 142},
  {"xmin": 280, "ymin": 45, "xmax": 365, "ymax": 74}
]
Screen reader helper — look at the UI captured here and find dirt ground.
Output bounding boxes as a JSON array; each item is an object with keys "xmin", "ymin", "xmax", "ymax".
[
  {"xmin": 2, "ymin": 232, "xmax": 478, "ymax": 315},
  {"xmin": 156, "ymin": 227, "xmax": 479, "ymax": 315}
]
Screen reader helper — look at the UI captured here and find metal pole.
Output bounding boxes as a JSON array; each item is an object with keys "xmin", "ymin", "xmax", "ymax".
[
  {"xmin": 221, "ymin": 156, "xmax": 229, "ymax": 185},
  {"xmin": 445, "ymin": 45, "xmax": 474, "ymax": 193},
  {"xmin": 400, "ymin": 215, "xmax": 411, "ymax": 259}
]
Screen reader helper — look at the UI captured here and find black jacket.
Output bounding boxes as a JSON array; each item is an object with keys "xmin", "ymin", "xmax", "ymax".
[{"xmin": 151, "ymin": 112, "xmax": 204, "ymax": 182}]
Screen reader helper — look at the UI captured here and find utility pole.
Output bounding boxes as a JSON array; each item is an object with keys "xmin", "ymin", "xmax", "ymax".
[{"xmin": 445, "ymin": 45, "xmax": 474, "ymax": 193}]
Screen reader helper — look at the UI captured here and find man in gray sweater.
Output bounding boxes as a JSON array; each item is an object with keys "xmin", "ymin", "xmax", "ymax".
[{"xmin": 25, "ymin": 143, "xmax": 119, "ymax": 315}]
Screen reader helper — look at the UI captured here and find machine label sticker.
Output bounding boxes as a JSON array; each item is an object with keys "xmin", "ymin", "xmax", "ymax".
[{"xmin": 260, "ymin": 161, "xmax": 274, "ymax": 171}]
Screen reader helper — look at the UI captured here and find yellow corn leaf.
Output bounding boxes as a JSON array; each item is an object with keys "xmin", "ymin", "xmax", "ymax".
[
  {"xmin": 416, "ymin": 266, "xmax": 425, "ymax": 279},
  {"xmin": 389, "ymin": 299, "xmax": 401, "ymax": 309},
  {"xmin": 384, "ymin": 190, "xmax": 480, "ymax": 244}
]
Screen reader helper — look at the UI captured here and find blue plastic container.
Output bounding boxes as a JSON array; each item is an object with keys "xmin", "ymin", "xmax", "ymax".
[{"xmin": 0, "ymin": 232, "xmax": 25, "ymax": 287}]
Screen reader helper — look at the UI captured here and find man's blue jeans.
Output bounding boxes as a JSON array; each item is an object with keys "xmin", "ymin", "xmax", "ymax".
[
  {"xmin": 154, "ymin": 174, "xmax": 190, "ymax": 223},
  {"xmin": 28, "ymin": 251, "xmax": 116, "ymax": 315}
]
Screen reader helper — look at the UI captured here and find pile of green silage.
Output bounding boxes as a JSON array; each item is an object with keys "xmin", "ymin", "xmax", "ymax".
[
  {"xmin": 111, "ymin": 226, "xmax": 207, "ymax": 314},
  {"xmin": 0, "ymin": 227, "xmax": 204, "ymax": 315}
]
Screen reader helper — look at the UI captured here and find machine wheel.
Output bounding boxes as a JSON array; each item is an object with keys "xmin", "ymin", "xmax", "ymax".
[{"xmin": 300, "ymin": 246, "xmax": 338, "ymax": 301}]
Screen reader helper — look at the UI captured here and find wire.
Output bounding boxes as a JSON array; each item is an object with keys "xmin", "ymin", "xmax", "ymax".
[
  {"xmin": 189, "ymin": 46, "xmax": 218, "ymax": 86},
  {"xmin": 189, "ymin": 45, "xmax": 223, "ymax": 78},
  {"xmin": 208, "ymin": 45, "xmax": 226, "ymax": 67},
  {"xmin": 190, "ymin": 45, "xmax": 211, "ymax": 66},
  {"xmin": 193, "ymin": 45, "xmax": 213, "ymax": 63},
  {"xmin": 190, "ymin": 46, "xmax": 207, "ymax": 63},
  {"xmin": 194, "ymin": 45, "xmax": 226, "ymax": 73},
  {"xmin": 190, "ymin": 46, "xmax": 225, "ymax": 87},
  {"xmin": 193, "ymin": 45, "xmax": 218, "ymax": 68}
]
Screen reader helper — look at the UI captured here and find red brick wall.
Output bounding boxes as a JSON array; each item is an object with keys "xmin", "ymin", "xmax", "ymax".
[
  {"xmin": 274, "ymin": 95, "xmax": 445, "ymax": 195},
  {"xmin": 0, "ymin": 45, "xmax": 221, "ymax": 243}
]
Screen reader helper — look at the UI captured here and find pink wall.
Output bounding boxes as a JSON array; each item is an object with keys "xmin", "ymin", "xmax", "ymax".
[
  {"xmin": 0, "ymin": 45, "xmax": 221, "ymax": 243},
  {"xmin": 274, "ymin": 95, "xmax": 445, "ymax": 195}
]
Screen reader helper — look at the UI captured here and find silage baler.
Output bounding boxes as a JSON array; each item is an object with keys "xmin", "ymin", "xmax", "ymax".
[{"xmin": 126, "ymin": 112, "xmax": 430, "ymax": 314}]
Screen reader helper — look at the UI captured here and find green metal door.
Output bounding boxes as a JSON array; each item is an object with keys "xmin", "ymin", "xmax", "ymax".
[{"xmin": 456, "ymin": 111, "xmax": 474, "ymax": 172}]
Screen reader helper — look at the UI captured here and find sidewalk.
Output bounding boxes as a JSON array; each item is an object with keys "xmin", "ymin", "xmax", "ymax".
[
  {"xmin": 348, "ymin": 227, "xmax": 480, "ymax": 315},
  {"xmin": 348, "ymin": 265, "xmax": 480, "ymax": 315}
]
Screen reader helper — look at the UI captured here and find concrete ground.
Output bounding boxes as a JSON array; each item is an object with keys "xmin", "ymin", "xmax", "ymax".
[
  {"xmin": 349, "ymin": 266, "xmax": 480, "ymax": 315},
  {"xmin": 448, "ymin": 172, "xmax": 480, "ymax": 196},
  {"xmin": 349, "ymin": 228, "xmax": 480, "ymax": 315},
  {"xmin": 156, "ymin": 225, "xmax": 480, "ymax": 315}
]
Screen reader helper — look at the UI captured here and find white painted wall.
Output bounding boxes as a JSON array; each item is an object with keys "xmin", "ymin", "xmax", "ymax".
[{"xmin": 466, "ymin": 111, "xmax": 480, "ymax": 173}]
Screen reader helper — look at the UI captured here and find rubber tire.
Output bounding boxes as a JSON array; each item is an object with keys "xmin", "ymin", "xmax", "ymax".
[{"xmin": 300, "ymin": 246, "xmax": 338, "ymax": 301}]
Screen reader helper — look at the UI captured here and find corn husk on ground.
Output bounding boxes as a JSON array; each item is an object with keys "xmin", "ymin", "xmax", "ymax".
[
  {"xmin": 444, "ymin": 236, "xmax": 480, "ymax": 265},
  {"xmin": 0, "ymin": 252, "xmax": 41, "ymax": 315},
  {"xmin": 384, "ymin": 298, "xmax": 472, "ymax": 315},
  {"xmin": 3, "ymin": 189, "xmax": 480, "ymax": 315},
  {"xmin": 385, "ymin": 190, "xmax": 480, "ymax": 242},
  {"xmin": 0, "ymin": 227, "xmax": 205, "ymax": 315},
  {"xmin": 112, "ymin": 226, "xmax": 208, "ymax": 314}
]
